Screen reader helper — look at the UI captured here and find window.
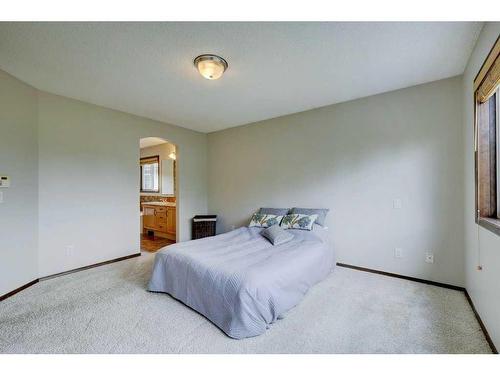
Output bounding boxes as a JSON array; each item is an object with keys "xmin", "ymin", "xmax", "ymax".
[
  {"xmin": 140, "ymin": 156, "xmax": 159, "ymax": 193},
  {"xmin": 474, "ymin": 37, "xmax": 500, "ymax": 235}
]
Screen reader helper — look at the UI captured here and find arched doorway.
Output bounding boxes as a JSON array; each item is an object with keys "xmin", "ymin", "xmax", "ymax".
[{"xmin": 139, "ymin": 137, "xmax": 178, "ymax": 252}]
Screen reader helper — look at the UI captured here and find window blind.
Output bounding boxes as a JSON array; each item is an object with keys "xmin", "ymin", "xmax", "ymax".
[{"xmin": 475, "ymin": 36, "xmax": 500, "ymax": 103}]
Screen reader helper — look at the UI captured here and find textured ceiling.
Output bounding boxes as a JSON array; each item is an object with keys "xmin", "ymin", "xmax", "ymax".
[{"xmin": 0, "ymin": 22, "xmax": 483, "ymax": 133}]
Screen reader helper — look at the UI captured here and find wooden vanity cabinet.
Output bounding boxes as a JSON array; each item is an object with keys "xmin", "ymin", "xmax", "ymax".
[
  {"xmin": 166, "ymin": 206, "xmax": 176, "ymax": 235},
  {"xmin": 142, "ymin": 204, "xmax": 176, "ymax": 241}
]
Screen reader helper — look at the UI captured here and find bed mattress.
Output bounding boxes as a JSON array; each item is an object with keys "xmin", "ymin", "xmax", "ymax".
[{"xmin": 148, "ymin": 225, "xmax": 335, "ymax": 339}]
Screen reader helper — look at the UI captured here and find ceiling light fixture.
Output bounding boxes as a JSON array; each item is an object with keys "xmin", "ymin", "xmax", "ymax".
[{"xmin": 194, "ymin": 54, "xmax": 228, "ymax": 80}]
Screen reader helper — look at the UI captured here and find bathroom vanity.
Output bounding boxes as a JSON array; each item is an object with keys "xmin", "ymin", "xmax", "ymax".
[{"xmin": 142, "ymin": 202, "xmax": 176, "ymax": 241}]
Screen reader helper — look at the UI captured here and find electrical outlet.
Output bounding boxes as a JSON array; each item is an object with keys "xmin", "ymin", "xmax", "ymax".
[
  {"xmin": 393, "ymin": 198, "xmax": 402, "ymax": 209},
  {"xmin": 425, "ymin": 252, "xmax": 434, "ymax": 264},
  {"xmin": 65, "ymin": 245, "xmax": 75, "ymax": 257},
  {"xmin": 394, "ymin": 248, "xmax": 403, "ymax": 258}
]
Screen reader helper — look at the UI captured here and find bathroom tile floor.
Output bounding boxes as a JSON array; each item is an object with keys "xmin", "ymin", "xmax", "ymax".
[{"xmin": 140, "ymin": 233, "xmax": 174, "ymax": 252}]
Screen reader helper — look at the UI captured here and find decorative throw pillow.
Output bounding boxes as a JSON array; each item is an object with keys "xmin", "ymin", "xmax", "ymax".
[
  {"xmin": 290, "ymin": 208, "xmax": 329, "ymax": 226},
  {"xmin": 261, "ymin": 224, "xmax": 294, "ymax": 246},
  {"xmin": 280, "ymin": 213, "xmax": 318, "ymax": 231},
  {"xmin": 249, "ymin": 213, "xmax": 284, "ymax": 228}
]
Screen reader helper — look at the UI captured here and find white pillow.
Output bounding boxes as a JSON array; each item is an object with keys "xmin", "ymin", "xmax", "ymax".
[
  {"xmin": 248, "ymin": 213, "xmax": 284, "ymax": 228},
  {"xmin": 280, "ymin": 213, "xmax": 318, "ymax": 231}
]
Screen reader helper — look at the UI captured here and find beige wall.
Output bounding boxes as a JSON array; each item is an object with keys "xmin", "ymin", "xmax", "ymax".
[
  {"xmin": 208, "ymin": 76, "xmax": 465, "ymax": 286},
  {"xmin": 0, "ymin": 70, "xmax": 38, "ymax": 295},
  {"xmin": 462, "ymin": 22, "xmax": 500, "ymax": 349}
]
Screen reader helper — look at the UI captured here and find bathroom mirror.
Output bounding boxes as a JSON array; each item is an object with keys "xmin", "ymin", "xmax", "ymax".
[{"xmin": 161, "ymin": 158, "xmax": 174, "ymax": 195}]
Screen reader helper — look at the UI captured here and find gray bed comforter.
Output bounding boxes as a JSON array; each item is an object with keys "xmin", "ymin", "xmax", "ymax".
[{"xmin": 148, "ymin": 225, "xmax": 335, "ymax": 339}]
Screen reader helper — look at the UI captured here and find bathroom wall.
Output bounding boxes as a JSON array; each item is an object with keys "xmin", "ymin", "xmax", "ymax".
[{"xmin": 140, "ymin": 142, "xmax": 177, "ymax": 197}]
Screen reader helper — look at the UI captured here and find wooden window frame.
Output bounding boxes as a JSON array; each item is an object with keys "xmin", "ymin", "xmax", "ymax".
[
  {"xmin": 140, "ymin": 155, "xmax": 160, "ymax": 193},
  {"xmin": 474, "ymin": 36, "xmax": 500, "ymax": 236},
  {"xmin": 497, "ymin": 91, "xmax": 500, "ymax": 218}
]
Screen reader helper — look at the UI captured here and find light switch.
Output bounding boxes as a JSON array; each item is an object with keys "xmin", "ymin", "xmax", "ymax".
[
  {"xmin": 393, "ymin": 198, "xmax": 402, "ymax": 209},
  {"xmin": 0, "ymin": 176, "xmax": 10, "ymax": 188}
]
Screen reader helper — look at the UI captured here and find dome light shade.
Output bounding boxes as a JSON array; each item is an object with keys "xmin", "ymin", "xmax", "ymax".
[{"xmin": 194, "ymin": 54, "xmax": 228, "ymax": 80}]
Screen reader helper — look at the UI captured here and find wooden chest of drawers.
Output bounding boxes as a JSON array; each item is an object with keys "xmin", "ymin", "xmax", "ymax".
[{"xmin": 142, "ymin": 204, "xmax": 176, "ymax": 241}]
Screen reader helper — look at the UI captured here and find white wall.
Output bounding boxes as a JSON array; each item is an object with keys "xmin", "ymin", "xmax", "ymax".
[
  {"xmin": 463, "ymin": 22, "xmax": 500, "ymax": 349},
  {"xmin": 208, "ymin": 76, "xmax": 465, "ymax": 286},
  {"xmin": 37, "ymin": 92, "xmax": 207, "ymax": 277},
  {"xmin": 0, "ymin": 70, "xmax": 38, "ymax": 295},
  {"xmin": 0, "ymin": 66, "xmax": 208, "ymax": 291}
]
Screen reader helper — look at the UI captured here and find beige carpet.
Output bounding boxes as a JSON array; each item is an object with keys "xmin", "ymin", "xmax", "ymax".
[{"xmin": 0, "ymin": 252, "xmax": 491, "ymax": 354}]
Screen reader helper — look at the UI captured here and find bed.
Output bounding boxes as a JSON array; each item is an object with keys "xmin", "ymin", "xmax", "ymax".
[{"xmin": 148, "ymin": 225, "xmax": 335, "ymax": 339}]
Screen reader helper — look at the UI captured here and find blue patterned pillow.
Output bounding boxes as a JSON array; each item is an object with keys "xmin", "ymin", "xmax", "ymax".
[
  {"xmin": 280, "ymin": 214, "xmax": 318, "ymax": 230},
  {"xmin": 249, "ymin": 213, "xmax": 284, "ymax": 228},
  {"xmin": 290, "ymin": 208, "xmax": 329, "ymax": 226}
]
